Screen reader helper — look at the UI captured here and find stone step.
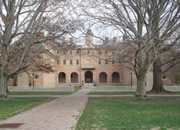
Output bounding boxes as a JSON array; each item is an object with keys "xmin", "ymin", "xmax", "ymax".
[
  {"xmin": 83, "ymin": 83, "xmax": 94, "ymax": 86},
  {"xmin": 82, "ymin": 83, "xmax": 94, "ymax": 89}
]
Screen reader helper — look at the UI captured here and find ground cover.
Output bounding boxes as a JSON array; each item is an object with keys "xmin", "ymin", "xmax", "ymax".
[
  {"xmin": 8, "ymin": 91, "xmax": 73, "ymax": 95},
  {"xmin": 0, "ymin": 98, "xmax": 52, "ymax": 120},
  {"xmin": 89, "ymin": 91, "xmax": 135, "ymax": 95},
  {"xmin": 76, "ymin": 98, "xmax": 180, "ymax": 130},
  {"xmin": 89, "ymin": 91, "xmax": 180, "ymax": 95},
  {"xmin": 8, "ymin": 87, "xmax": 81, "ymax": 95}
]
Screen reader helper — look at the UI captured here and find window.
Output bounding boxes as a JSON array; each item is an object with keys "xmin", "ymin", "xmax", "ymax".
[
  {"xmin": 77, "ymin": 50, "xmax": 79, "ymax": 54},
  {"xmin": 70, "ymin": 50, "xmax": 72, "ymax": 54},
  {"xmin": 98, "ymin": 50, "xmax": 101, "ymax": 54},
  {"xmin": 76, "ymin": 59, "xmax": 79, "ymax": 65},
  {"xmin": 70, "ymin": 60, "xmax": 73, "ymax": 65},
  {"xmin": 10, "ymin": 76, "xmax": 15, "ymax": 80},
  {"xmin": 119, "ymin": 59, "xmax": 121, "ymax": 63},
  {"xmin": 99, "ymin": 60, "xmax": 101, "ymax": 64},
  {"xmin": 112, "ymin": 60, "xmax": 115, "ymax": 64},
  {"xmin": 63, "ymin": 50, "xmax": 66, "ymax": 55},
  {"xmin": 87, "ymin": 50, "xmax": 90, "ymax": 54},
  {"xmin": 162, "ymin": 75, "xmax": 167, "ymax": 80},
  {"xmin": 34, "ymin": 75, "xmax": 39, "ymax": 80},
  {"xmin": 57, "ymin": 50, "xmax": 60, "ymax": 54},
  {"xmin": 63, "ymin": 59, "xmax": 66, "ymax": 65},
  {"xmin": 105, "ymin": 60, "xmax": 108, "ymax": 64},
  {"xmin": 57, "ymin": 59, "xmax": 60, "ymax": 65},
  {"xmin": 112, "ymin": 51, "xmax": 114, "ymax": 54},
  {"xmin": 105, "ymin": 51, "xmax": 108, "ymax": 54}
]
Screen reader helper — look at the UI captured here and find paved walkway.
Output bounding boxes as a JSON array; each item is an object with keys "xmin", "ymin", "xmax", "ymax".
[
  {"xmin": 1, "ymin": 89, "xmax": 180, "ymax": 130},
  {"xmin": 0, "ymin": 88, "xmax": 90, "ymax": 130}
]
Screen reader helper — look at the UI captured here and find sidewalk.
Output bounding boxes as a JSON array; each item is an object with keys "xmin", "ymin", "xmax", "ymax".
[
  {"xmin": 1, "ymin": 89, "xmax": 180, "ymax": 130},
  {"xmin": 0, "ymin": 88, "xmax": 90, "ymax": 130}
]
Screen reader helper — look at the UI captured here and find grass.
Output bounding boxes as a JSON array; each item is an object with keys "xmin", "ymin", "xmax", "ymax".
[
  {"xmin": 8, "ymin": 87, "xmax": 81, "ymax": 95},
  {"xmin": 89, "ymin": 91, "xmax": 180, "ymax": 95},
  {"xmin": 0, "ymin": 98, "xmax": 52, "ymax": 120},
  {"xmin": 76, "ymin": 98, "xmax": 180, "ymax": 130},
  {"xmin": 8, "ymin": 91, "xmax": 73, "ymax": 95},
  {"xmin": 89, "ymin": 91, "xmax": 135, "ymax": 95}
]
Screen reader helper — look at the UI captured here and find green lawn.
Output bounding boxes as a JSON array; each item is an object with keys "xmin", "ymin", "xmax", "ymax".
[
  {"xmin": 8, "ymin": 91, "xmax": 73, "ymax": 95},
  {"xmin": 8, "ymin": 87, "xmax": 81, "ymax": 95},
  {"xmin": 76, "ymin": 98, "xmax": 180, "ymax": 130},
  {"xmin": 89, "ymin": 91, "xmax": 135, "ymax": 95},
  {"xmin": 89, "ymin": 91, "xmax": 180, "ymax": 95},
  {"xmin": 0, "ymin": 98, "xmax": 51, "ymax": 120}
]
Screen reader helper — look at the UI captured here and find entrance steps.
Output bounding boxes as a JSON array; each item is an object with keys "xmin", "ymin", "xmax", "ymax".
[{"xmin": 82, "ymin": 83, "xmax": 94, "ymax": 89}]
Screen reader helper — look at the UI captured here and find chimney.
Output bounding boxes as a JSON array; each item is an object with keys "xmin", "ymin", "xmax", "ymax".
[
  {"xmin": 62, "ymin": 37, "xmax": 65, "ymax": 45},
  {"xmin": 123, "ymin": 35, "xmax": 128, "ymax": 41},
  {"xmin": 36, "ymin": 32, "xmax": 44, "ymax": 38},
  {"xmin": 50, "ymin": 38, "xmax": 55, "ymax": 43},
  {"xmin": 69, "ymin": 37, "xmax": 73, "ymax": 44},
  {"xmin": 113, "ymin": 37, "xmax": 117, "ymax": 47},
  {"xmin": 104, "ymin": 37, "xmax": 109, "ymax": 44}
]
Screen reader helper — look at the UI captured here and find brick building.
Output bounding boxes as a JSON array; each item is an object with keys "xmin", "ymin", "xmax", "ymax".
[{"xmin": 8, "ymin": 30, "xmax": 172, "ymax": 87}]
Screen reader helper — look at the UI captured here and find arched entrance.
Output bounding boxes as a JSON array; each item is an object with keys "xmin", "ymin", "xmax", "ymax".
[
  {"xmin": 112, "ymin": 72, "xmax": 120, "ymax": 83},
  {"xmin": 71, "ymin": 72, "xmax": 78, "ymax": 83},
  {"xmin": 85, "ymin": 71, "xmax": 93, "ymax": 83},
  {"xmin": 99, "ymin": 72, "xmax": 107, "ymax": 83},
  {"xmin": 58, "ymin": 72, "xmax": 66, "ymax": 83}
]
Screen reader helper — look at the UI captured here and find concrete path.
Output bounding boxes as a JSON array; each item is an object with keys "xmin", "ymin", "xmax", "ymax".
[
  {"xmin": 1, "ymin": 89, "xmax": 180, "ymax": 130},
  {"xmin": 0, "ymin": 88, "xmax": 90, "ymax": 130}
]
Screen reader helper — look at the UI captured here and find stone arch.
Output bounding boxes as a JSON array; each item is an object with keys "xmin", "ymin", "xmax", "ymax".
[
  {"xmin": 71, "ymin": 72, "xmax": 78, "ymax": 83},
  {"xmin": 58, "ymin": 72, "xmax": 66, "ymax": 83},
  {"xmin": 85, "ymin": 71, "xmax": 93, "ymax": 83},
  {"xmin": 99, "ymin": 72, "xmax": 107, "ymax": 83},
  {"xmin": 112, "ymin": 72, "xmax": 120, "ymax": 83}
]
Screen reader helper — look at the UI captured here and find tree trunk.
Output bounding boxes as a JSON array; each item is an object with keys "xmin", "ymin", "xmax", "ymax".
[
  {"xmin": 0, "ymin": 74, "xmax": 8, "ymax": 98},
  {"xmin": 136, "ymin": 74, "xmax": 146, "ymax": 97},
  {"xmin": 151, "ymin": 58, "xmax": 166, "ymax": 92}
]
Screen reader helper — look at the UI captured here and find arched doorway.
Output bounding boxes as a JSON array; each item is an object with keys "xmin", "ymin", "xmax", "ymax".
[
  {"xmin": 85, "ymin": 71, "xmax": 93, "ymax": 83},
  {"xmin": 112, "ymin": 72, "xmax": 120, "ymax": 83},
  {"xmin": 71, "ymin": 72, "xmax": 78, "ymax": 83},
  {"xmin": 58, "ymin": 72, "xmax": 66, "ymax": 83},
  {"xmin": 99, "ymin": 72, "xmax": 107, "ymax": 83}
]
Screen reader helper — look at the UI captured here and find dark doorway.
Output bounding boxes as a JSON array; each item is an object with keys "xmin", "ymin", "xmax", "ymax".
[
  {"xmin": 85, "ymin": 71, "xmax": 93, "ymax": 83},
  {"xmin": 99, "ymin": 72, "xmax": 107, "ymax": 83},
  {"xmin": 112, "ymin": 72, "xmax": 120, "ymax": 83},
  {"xmin": 59, "ymin": 72, "xmax": 66, "ymax": 83},
  {"xmin": 71, "ymin": 72, "xmax": 78, "ymax": 83}
]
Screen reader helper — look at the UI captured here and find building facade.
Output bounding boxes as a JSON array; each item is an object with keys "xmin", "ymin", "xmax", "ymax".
[{"xmin": 8, "ymin": 30, "xmax": 172, "ymax": 87}]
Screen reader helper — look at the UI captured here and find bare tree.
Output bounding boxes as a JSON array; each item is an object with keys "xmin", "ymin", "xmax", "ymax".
[
  {"xmin": 80, "ymin": 0, "xmax": 180, "ymax": 97},
  {"xmin": 0, "ymin": 0, "xmax": 80, "ymax": 98},
  {"xmin": 171, "ymin": 62, "xmax": 180, "ymax": 85},
  {"xmin": 152, "ymin": 31, "xmax": 180, "ymax": 92}
]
